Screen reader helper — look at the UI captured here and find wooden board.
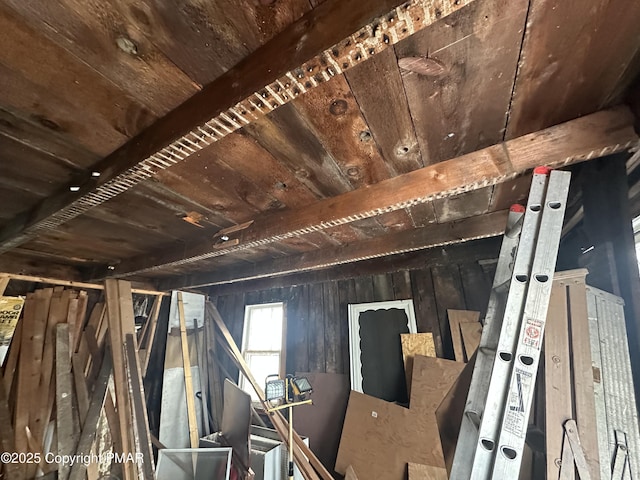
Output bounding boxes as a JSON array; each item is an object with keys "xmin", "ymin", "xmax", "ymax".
[
  {"xmin": 409, "ymin": 355, "xmax": 465, "ymax": 414},
  {"xmin": 567, "ymin": 278, "xmax": 600, "ymax": 477},
  {"xmin": 335, "ymin": 391, "xmax": 445, "ymax": 479},
  {"xmin": 446, "ymin": 309, "xmax": 480, "ymax": 362},
  {"xmin": 408, "ymin": 463, "xmax": 448, "ymax": 480},
  {"xmin": 435, "ymin": 353, "xmax": 476, "ymax": 474},
  {"xmin": 544, "ymin": 280, "xmax": 575, "ymax": 480},
  {"xmin": 397, "ymin": 0, "xmax": 528, "ymax": 164},
  {"xmin": 293, "ymin": 372, "xmax": 350, "ymax": 476},
  {"xmin": 506, "ymin": 0, "xmax": 640, "ymax": 138},
  {"xmin": 401, "ymin": 333, "xmax": 436, "ymax": 397},
  {"xmin": 56, "ymin": 323, "xmax": 75, "ymax": 480},
  {"xmin": 460, "ymin": 321, "xmax": 482, "ymax": 362}
]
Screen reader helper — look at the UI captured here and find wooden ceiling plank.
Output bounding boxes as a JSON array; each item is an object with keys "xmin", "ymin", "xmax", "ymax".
[
  {"xmin": 505, "ymin": 0, "xmax": 640, "ymax": 139},
  {"xmin": 3, "ymin": 0, "xmax": 199, "ymax": 115},
  {"xmin": 242, "ymin": 104, "xmax": 354, "ymax": 197},
  {"xmin": 0, "ymin": 0, "xmax": 474, "ymax": 254},
  {"xmin": 0, "ymin": 107, "xmax": 100, "ymax": 170},
  {"xmin": 123, "ymin": 0, "xmax": 311, "ymax": 86},
  {"xmin": 0, "ymin": 62, "xmax": 129, "ymax": 156},
  {"xmin": 165, "ymin": 209, "xmax": 510, "ymax": 289},
  {"xmin": 292, "ymin": 74, "xmax": 394, "ymax": 188},
  {"xmin": 397, "ymin": 0, "xmax": 528, "ymax": 163},
  {"xmin": 111, "ymin": 107, "xmax": 638, "ymax": 277},
  {"xmin": 0, "ymin": 5, "xmax": 157, "ymax": 148},
  {"xmin": 346, "ymin": 47, "xmax": 424, "ymax": 174}
]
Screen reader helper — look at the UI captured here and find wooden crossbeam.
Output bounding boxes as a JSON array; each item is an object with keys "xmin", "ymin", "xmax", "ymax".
[
  {"xmin": 115, "ymin": 107, "xmax": 637, "ymax": 278},
  {"xmin": 168, "ymin": 209, "xmax": 509, "ymax": 289},
  {"xmin": 0, "ymin": 0, "xmax": 474, "ymax": 254}
]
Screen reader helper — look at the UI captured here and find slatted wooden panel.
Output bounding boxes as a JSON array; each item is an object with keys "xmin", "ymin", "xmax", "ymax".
[{"xmin": 212, "ymin": 255, "xmax": 497, "ymax": 375}]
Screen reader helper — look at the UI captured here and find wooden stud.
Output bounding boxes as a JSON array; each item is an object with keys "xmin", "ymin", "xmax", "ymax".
[
  {"xmin": 177, "ymin": 292, "xmax": 199, "ymax": 448},
  {"xmin": 124, "ymin": 334, "xmax": 155, "ymax": 479},
  {"xmin": 56, "ymin": 323, "xmax": 75, "ymax": 480},
  {"xmin": 104, "ymin": 279, "xmax": 132, "ymax": 479},
  {"xmin": 140, "ymin": 295, "xmax": 162, "ymax": 376},
  {"xmin": 69, "ymin": 353, "xmax": 111, "ymax": 480},
  {"xmin": 0, "ymin": 377, "xmax": 22, "ymax": 479}
]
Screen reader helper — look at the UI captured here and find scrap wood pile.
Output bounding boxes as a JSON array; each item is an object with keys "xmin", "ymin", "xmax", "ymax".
[{"xmin": 0, "ymin": 279, "xmax": 161, "ymax": 480}]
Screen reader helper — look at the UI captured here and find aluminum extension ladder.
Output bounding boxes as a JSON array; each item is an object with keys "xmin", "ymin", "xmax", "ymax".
[{"xmin": 451, "ymin": 168, "xmax": 571, "ymax": 479}]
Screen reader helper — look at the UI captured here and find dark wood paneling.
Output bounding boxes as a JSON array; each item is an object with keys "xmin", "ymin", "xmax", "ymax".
[
  {"xmin": 431, "ymin": 265, "xmax": 466, "ymax": 360},
  {"xmin": 211, "ymin": 247, "xmax": 497, "ymax": 376}
]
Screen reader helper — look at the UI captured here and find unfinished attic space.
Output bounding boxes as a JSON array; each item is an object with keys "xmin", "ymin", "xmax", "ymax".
[{"xmin": 3, "ymin": 0, "xmax": 640, "ymax": 479}]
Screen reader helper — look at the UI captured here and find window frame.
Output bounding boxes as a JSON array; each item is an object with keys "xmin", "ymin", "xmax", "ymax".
[{"xmin": 239, "ymin": 302, "xmax": 287, "ymax": 400}]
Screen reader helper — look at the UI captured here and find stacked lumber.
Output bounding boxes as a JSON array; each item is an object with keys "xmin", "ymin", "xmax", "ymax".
[{"xmin": 0, "ymin": 280, "xmax": 160, "ymax": 480}]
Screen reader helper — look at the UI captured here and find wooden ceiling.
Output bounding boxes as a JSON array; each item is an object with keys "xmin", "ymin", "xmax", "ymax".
[{"xmin": 0, "ymin": 0, "xmax": 639, "ymax": 288}]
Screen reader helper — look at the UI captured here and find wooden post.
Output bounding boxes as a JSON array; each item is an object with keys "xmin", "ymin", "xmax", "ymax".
[
  {"xmin": 177, "ymin": 292, "xmax": 200, "ymax": 448},
  {"xmin": 56, "ymin": 324, "xmax": 76, "ymax": 480}
]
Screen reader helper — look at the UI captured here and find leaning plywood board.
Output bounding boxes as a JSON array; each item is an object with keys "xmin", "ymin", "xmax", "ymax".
[
  {"xmin": 335, "ymin": 391, "xmax": 445, "ymax": 479},
  {"xmin": 459, "ymin": 321, "xmax": 482, "ymax": 362},
  {"xmin": 344, "ymin": 465, "xmax": 359, "ymax": 480},
  {"xmin": 401, "ymin": 333, "xmax": 435, "ymax": 397},
  {"xmin": 435, "ymin": 354, "xmax": 476, "ymax": 474},
  {"xmin": 408, "ymin": 463, "xmax": 448, "ymax": 480},
  {"xmin": 410, "ymin": 355, "xmax": 464, "ymax": 413},
  {"xmin": 447, "ymin": 310, "xmax": 480, "ymax": 362},
  {"xmin": 294, "ymin": 372, "xmax": 350, "ymax": 475}
]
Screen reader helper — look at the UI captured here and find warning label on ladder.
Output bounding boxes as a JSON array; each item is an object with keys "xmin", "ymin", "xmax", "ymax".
[
  {"xmin": 522, "ymin": 318, "xmax": 543, "ymax": 350},
  {"xmin": 503, "ymin": 368, "xmax": 533, "ymax": 437}
]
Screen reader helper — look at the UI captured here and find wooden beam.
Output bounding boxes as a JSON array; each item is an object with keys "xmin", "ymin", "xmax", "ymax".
[
  {"xmin": 0, "ymin": 272, "xmax": 166, "ymax": 295},
  {"xmin": 177, "ymin": 292, "xmax": 199, "ymax": 449},
  {"xmin": 56, "ymin": 324, "xmax": 75, "ymax": 480},
  {"xmin": 167, "ymin": 209, "xmax": 509, "ymax": 290},
  {"xmin": 0, "ymin": 0, "xmax": 474, "ymax": 254},
  {"xmin": 116, "ymin": 107, "xmax": 637, "ymax": 278}
]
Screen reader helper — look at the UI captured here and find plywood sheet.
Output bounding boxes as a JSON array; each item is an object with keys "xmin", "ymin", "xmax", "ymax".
[
  {"xmin": 335, "ymin": 391, "xmax": 445, "ymax": 479},
  {"xmin": 447, "ymin": 310, "xmax": 480, "ymax": 362},
  {"xmin": 408, "ymin": 463, "xmax": 448, "ymax": 480},
  {"xmin": 435, "ymin": 354, "xmax": 476, "ymax": 474},
  {"xmin": 293, "ymin": 372, "xmax": 350, "ymax": 475},
  {"xmin": 401, "ymin": 333, "xmax": 436, "ymax": 397},
  {"xmin": 410, "ymin": 355, "xmax": 465, "ymax": 413},
  {"xmin": 460, "ymin": 321, "xmax": 482, "ymax": 361}
]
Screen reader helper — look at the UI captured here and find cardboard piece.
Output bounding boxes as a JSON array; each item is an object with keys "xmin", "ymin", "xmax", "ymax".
[{"xmin": 401, "ymin": 333, "xmax": 436, "ymax": 397}]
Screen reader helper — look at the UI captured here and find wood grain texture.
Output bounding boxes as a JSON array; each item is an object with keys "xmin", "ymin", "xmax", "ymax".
[
  {"xmin": 409, "ymin": 355, "xmax": 464, "ymax": 413},
  {"xmin": 567, "ymin": 278, "xmax": 600, "ymax": 478},
  {"xmin": 460, "ymin": 321, "xmax": 482, "ymax": 361},
  {"xmin": 506, "ymin": 0, "xmax": 640, "ymax": 139},
  {"xmin": 408, "ymin": 463, "xmax": 448, "ymax": 480},
  {"xmin": 115, "ymin": 107, "xmax": 637, "ymax": 277},
  {"xmin": 397, "ymin": 0, "xmax": 528, "ymax": 163},
  {"xmin": 335, "ymin": 391, "xmax": 445, "ymax": 478},
  {"xmin": 346, "ymin": 48, "xmax": 423, "ymax": 174},
  {"xmin": 544, "ymin": 281, "xmax": 573, "ymax": 480},
  {"xmin": 167, "ymin": 209, "xmax": 510, "ymax": 289},
  {"xmin": 401, "ymin": 333, "xmax": 436, "ymax": 397},
  {"xmin": 445, "ymin": 309, "xmax": 479, "ymax": 363}
]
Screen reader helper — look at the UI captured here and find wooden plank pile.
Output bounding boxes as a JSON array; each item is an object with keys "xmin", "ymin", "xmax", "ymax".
[{"xmin": 0, "ymin": 279, "xmax": 160, "ymax": 480}]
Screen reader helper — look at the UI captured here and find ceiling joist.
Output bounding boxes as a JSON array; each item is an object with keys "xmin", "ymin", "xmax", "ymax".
[
  {"xmin": 165, "ymin": 209, "xmax": 510, "ymax": 290},
  {"xmin": 112, "ymin": 106, "xmax": 639, "ymax": 278},
  {"xmin": 0, "ymin": 0, "xmax": 475, "ymax": 254}
]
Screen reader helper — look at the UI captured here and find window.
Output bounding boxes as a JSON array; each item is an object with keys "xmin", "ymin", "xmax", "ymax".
[{"xmin": 239, "ymin": 302, "xmax": 286, "ymax": 401}]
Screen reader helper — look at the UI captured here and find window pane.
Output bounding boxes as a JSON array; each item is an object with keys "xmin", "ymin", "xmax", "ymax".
[
  {"xmin": 244, "ymin": 304, "xmax": 283, "ymax": 351},
  {"xmin": 241, "ymin": 353, "xmax": 281, "ymax": 401}
]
